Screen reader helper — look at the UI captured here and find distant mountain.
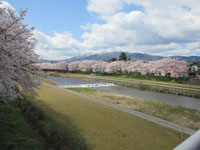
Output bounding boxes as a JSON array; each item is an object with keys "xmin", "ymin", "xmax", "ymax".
[
  {"xmin": 126, "ymin": 52, "xmax": 164, "ymax": 61},
  {"xmin": 41, "ymin": 52, "xmax": 200, "ymax": 63},
  {"xmin": 171, "ymin": 56, "xmax": 200, "ymax": 63},
  {"xmin": 64, "ymin": 52, "xmax": 164, "ymax": 62},
  {"xmin": 39, "ymin": 59, "xmax": 59, "ymax": 63}
]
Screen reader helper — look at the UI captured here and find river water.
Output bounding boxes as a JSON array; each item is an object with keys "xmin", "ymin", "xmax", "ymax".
[{"xmin": 49, "ymin": 77, "xmax": 200, "ymax": 111}]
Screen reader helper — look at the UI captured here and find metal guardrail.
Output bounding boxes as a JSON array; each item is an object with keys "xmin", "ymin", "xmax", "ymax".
[{"xmin": 173, "ymin": 130, "xmax": 200, "ymax": 150}]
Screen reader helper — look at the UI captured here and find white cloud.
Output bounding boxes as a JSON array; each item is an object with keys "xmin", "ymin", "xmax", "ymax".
[
  {"xmin": 87, "ymin": 0, "xmax": 123, "ymax": 15},
  {"xmin": 82, "ymin": 0, "xmax": 200, "ymax": 56},
  {"xmin": 85, "ymin": 0, "xmax": 200, "ymax": 45},
  {"xmin": 33, "ymin": 30, "xmax": 83, "ymax": 49},
  {"xmin": 0, "ymin": 1, "xmax": 16, "ymax": 11},
  {"xmin": 168, "ymin": 49, "xmax": 190, "ymax": 56},
  {"xmin": 0, "ymin": 1, "xmax": 19, "ymax": 17},
  {"xmin": 2, "ymin": 1, "xmax": 200, "ymax": 60},
  {"xmin": 33, "ymin": 30, "xmax": 84, "ymax": 60},
  {"xmin": 187, "ymin": 42, "xmax": 200, "ymax": 49}
]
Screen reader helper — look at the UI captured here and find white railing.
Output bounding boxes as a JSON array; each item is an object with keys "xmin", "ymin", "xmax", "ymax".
[{"xmin": 173, "ymin": 130, "xmax": 200, "ymax": 150}]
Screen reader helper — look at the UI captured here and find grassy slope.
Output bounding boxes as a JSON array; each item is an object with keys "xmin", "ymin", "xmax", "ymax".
[
  {"xmin": 60, "ymin": 73, "xmax": 200, "ymax": 90},
  {"xmin": 32, "ymin": 84, "xmax": 187, "ymax": 150},
  {"xmin": 68, "ymin": 88, "xmax": 200, "ymax": 130},
  {"xmin": 0, "ymin": 101, "xmax": 42, "ymax": 150},
  {"xmin": 38, "ymin": 77, "xmax": 57, "ymax": 85},
  {"xmin": 19, "ymin": 96, "xmax": 90, "ymax": 150}
]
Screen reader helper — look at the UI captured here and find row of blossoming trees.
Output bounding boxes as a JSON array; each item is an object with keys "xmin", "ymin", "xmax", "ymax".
[{"xmin": 37, "ymin": 58, "xmax": 188, "ymax": 78}]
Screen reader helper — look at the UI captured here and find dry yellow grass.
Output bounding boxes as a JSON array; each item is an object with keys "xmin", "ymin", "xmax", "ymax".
[{"xmin": 69, "ymin": 88, "xmax": 200, "ymax": 130}]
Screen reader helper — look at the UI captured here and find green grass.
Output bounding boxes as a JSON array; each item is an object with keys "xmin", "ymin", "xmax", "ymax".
[
  {"xmin": 0, "ymin": 101, "xmax": 42, "ymax": 150},
  {"xmin": 32, "ymin": 84, "xmax": 189, "ymax": 150},
  {"xmin": 18, "ymin": 97, "xmax": 90, "ymax": 150},
  {"xmin": 38, "ymin": 77, "xmax": 57, "ymax": 85},
  {"xmin": 68, "ymin": 88, "xmax": 200, "ymax": 130}
]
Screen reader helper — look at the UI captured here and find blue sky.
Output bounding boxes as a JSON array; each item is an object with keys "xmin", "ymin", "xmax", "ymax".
[
  {"xmin": 5, "ymin": 0, "xmax": 96, "ymax": 40},
  {"xmin": 1, "ymin": 0, "xmax": 200, "ymax": 60}
]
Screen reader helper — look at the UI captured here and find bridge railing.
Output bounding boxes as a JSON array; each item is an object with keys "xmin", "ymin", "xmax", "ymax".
[
  {"xmin": 173, "ymin": 130, "xmax": 200, "ymax": 150},
  {"xmin": 42, "ymin": 69, "xmax": 68, "ymax": 72}
]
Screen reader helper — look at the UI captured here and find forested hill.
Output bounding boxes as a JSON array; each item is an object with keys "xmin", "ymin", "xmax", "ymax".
[
  {"xmin": 64, "ymin": 52, "xmax": 164, "ymax": 62},
  {"xmin": 43, "ymin": 52, "xmax": 200, "ymax": 63}
]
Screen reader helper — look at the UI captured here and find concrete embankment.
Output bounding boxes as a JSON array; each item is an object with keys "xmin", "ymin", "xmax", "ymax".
[{"xmin": 189, "ymin": 78, "xmax": 200, "ymax": 86}]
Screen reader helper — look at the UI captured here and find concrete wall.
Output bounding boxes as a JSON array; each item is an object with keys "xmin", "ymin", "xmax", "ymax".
[{"xmin": 189, "ymin": 78, "xmax": 200, "ymax": 86}]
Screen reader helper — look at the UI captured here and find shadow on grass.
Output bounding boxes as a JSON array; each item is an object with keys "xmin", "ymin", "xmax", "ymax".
[
  {"xmin": 0, "ymin": 100, "xmax": 42, "ymax": 150},
  {"xmin": 18, "ymin": 96, "xmax": 94, "ymax": 150}
]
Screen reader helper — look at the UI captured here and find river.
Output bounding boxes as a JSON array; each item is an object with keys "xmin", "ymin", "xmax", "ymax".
[{"xmin": 49, "ymin": 77, "xmax": 200, "ymax": 111}]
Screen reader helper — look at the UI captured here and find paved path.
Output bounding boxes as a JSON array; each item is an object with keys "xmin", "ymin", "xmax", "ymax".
[{"xmin": 45, "ymin": 83, "xmax": 197, "ymax": 135}]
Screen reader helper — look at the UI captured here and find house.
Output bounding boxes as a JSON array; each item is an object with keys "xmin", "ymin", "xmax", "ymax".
[{"xmin": 188, "ymin": 62, "xmax": 200, "ymax": 78}]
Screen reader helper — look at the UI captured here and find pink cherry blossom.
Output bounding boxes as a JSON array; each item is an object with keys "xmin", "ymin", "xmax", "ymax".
[{"xmin": 0, "ymin": 7, "xmax": 40, "ymax": 100}]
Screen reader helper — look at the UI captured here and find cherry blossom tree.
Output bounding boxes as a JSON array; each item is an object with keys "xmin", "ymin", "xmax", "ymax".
[
  {"xmin": 68, "ymin": 60, "xmax": 108, "ymax": 72},
  {"xmin": 78, "ymin": 60, "xmax": 96, "ymax": 72},
  {"xmin": 68, "ymin": 61, "xmax": 81, "ymax": 72},
  {"xmin": 0, "ymin": 5, "xmax": 40, "ymax": 100},
  {"xmin": 91, "ymin": 61, "xmax": 108, "ymax": 72},
  {"xmin": 66, "ymin": 58, "xmax": 188, "ymax": 78},
  {"xmin": 105, "ymin": 61, "xmax": 125, "ymax": 74},
  {"xmin": 156, "ymin": 58, "xmax": 188, "ymax": 78},
  {"xmin": 36, "ymin": 62, "xmax": 52, "ymax": 69},
  {"xmin": 44, "ymin": 58, "xmax": 188, "ymax": 78},
  {"xmin": 37, "ymin": 62, "xmax": 67, "ymax": 70},
  {"xmin": 54, "ymin": 61, "xmax": 67, "ymax": 70}
]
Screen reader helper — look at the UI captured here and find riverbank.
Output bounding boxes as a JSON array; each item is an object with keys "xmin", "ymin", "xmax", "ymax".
[
  {"xmin": 53, "ymin": 73, "xmax": 200, "ymax": 98},
  {"xmin": 34, "ymin": 84, "xmax": 188, "ymax": 150},
  {"xmin": 0, "ymin": 94, "xmax": 90, "ymax": 150},
  {"xmin": 18, "ymin": 96, "xmax": 91, "ymax": 150},
  {"xmin": 0, "ymin": 101, "xmax": 42, "ymax": 150},
  {"xmin": 68, "ymin": 88, "xmax": 200, "ymax": 130},
  {"xmin": 54, "ymin": 73, "xmax": 200, "ymax": 89}
]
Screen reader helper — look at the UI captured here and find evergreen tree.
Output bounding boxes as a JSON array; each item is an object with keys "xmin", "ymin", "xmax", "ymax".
[{"xmin": 119, "ymin": 52, "xmax": 127, "ymax": 61}]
